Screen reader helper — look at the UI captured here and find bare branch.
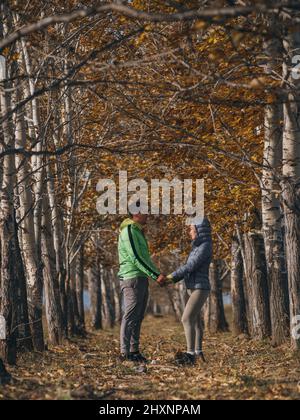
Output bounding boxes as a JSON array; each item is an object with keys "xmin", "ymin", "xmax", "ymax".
[{"xmin": 1, "ymin": 2, "xmax": 300, "ymax": 52}]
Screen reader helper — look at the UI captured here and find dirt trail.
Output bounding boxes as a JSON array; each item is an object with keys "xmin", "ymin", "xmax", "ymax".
[{"xmin": 1, "ymin": 316, "xmax": 300, "ymax": 400}]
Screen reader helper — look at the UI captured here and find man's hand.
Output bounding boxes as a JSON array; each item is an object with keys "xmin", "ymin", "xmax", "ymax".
[{"xmin": 157, "ymin": 274, "xmax": 167, "ymax": 287}]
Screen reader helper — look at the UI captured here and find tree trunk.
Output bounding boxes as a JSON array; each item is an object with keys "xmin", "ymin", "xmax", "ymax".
[
  {"xmin": 0, "ymin": 358, "xmax": 11, "ymax": 385},
  {"xmin": 68, "ymin": 258, "xmax": 81, "ymax": 336},
  {"xmin": 13, "ymin": 80, "xmax": 44, "ymax": 351},
  {"xmin": 101, "ymin": 267, "xmax": 115, "ymax": 329},
  {"xmin": 66, "ymin": 269, "xmax": 76, "ymax": 337},
  {"xmin": 17, "ymin": 37, "xmax": 45, "ymax": 352},
  {"xmin": 168, "ymin": 285, "xmax": 183, "ymax": 322},
  {"xmin": 262, "ymin": 15, "xmax": 290, "ymax": 346},
  {"xmin": 88, "ymin": 265, "xmax": 102, "ymax": 330},
  {"xmin": 20, "ymin": 36, "xmax": 44, "ymax": 259},
  {"xmin": 41, "ymin": 192, "xmax": 64, "ymax": 346},
  {"xmin": 75, "ymin": 245, "xmax": 86, "ymax": 336},
  {"xmin": 281, "ymin": 10, "xmax": 300, "ymax": 350},
  {"xmin": 0, "ymin": 53, "xmax": 17, "ymax": 364},
  {"xmin": 111, "ymin": 269, "xmax": 122, "ymax": 324},
  {"xmin": 148, "ymin": 299, "xmax": 162, "ymax": 317},
  {"xmin": 231, "ymin": 237, "xmax": 248, "ymax": 336},
  {"xmin": 13, "ymin": 214, "xmax": 33, "ymax": 352},
  {"xmin": 46, "ymin": 165, "xmax": 67, "ymax": 337},
  {"xmin": 0, "ymin": 210, "xmax": 18, "ymax": 365},
  {"xmin": 243, "ymin": 232, "xmax": 271, "ymax": 339},
  {"xmin": 167, "ymin": 281, "xmax": 187, "ymax": 321},
  {"xmin": 206, "ymin": 260, "xmax": 229, "ymax": 333}
]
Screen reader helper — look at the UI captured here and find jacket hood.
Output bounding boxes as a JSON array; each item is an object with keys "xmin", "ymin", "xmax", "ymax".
[
  {"xmin": 193, "ymin": 217, "xmax": 212, "ymax": 246},
  {"xmin": 119, "ymin": 218, "xmax": 142, "ymax": 232}
]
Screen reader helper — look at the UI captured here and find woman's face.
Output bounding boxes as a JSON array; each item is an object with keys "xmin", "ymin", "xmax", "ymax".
[{"xmin": 189, "ymin": 225, "xmax": 197, "ymax": 241}]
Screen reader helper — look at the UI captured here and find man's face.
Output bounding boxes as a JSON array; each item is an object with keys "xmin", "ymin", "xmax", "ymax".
[{"xmin": 133, "ymin": 213, "xmax": 148, "ymax": 225}]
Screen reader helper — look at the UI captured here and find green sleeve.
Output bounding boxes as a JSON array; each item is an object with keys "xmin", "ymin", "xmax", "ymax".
[{"xmin": 123, "ymin": 225, "xmax": 160, "ymax": 281}]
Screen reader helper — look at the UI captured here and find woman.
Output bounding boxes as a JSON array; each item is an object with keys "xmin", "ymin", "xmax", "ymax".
[{"xmin": 166, "ymin": 217, "xmax": 213, "ymax": 366}]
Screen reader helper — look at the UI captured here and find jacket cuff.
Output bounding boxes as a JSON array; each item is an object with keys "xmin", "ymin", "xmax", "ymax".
[
  {"xmin": 171, "ymin": 272, "xmax": 181, "ymax": 283},
  {"xmin": 151, "ymin": 273, "xmax": 160, "ymax": 281}
]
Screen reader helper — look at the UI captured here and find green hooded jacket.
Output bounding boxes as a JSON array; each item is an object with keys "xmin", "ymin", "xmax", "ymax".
[{"xmin": 118, "ymin": 218, "xmax": 160, "ymax": 281}]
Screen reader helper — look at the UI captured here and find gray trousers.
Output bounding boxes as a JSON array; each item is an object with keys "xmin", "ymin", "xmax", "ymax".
[
  {"xmin": 120, "ymin": 277, "xmax": 149, "ymax": 354},
  {"xmin": 181, "ymin": 289, "xmax": 209, "ymax": 353}
]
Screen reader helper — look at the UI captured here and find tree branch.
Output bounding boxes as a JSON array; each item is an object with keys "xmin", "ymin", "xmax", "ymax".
[{"xmin": 1, "ymin": 2, "xmax": 300, "ymax": 52}]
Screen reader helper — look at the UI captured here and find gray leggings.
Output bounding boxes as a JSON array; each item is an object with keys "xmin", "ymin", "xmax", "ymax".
[{"xmin": 181, "ymin": 289, "xmax": 209, "ymax": 353}]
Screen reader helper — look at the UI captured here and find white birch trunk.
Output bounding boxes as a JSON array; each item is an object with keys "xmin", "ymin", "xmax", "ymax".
[
  {"xmin": 262, "ymin": 18, "xmax": 289, "ymax": 345},
  {"xmin": 14, "ymin": 85, "xmax": 45, "ymax": 351},
  {"xmin": 281, "ymin": 15, "xmax": 300, "ymax": 350},
  {"xmin": 41, "ymin": 189, "xmax": 64, "ymax": 345}
]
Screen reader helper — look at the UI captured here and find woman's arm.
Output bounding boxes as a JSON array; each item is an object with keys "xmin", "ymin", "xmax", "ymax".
[{"xmin": 171, "ymin": 241, "xmax": 212, "ymax": 283}]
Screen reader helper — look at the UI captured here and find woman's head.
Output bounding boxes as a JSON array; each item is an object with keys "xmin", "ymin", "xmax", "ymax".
[
  {"xmin": 188, "ymin": 218, "xmax": 212, "ymax": 243},
  {"xmin": 189, "ymin": 225, "xmax": 197, "ymax": 241}
]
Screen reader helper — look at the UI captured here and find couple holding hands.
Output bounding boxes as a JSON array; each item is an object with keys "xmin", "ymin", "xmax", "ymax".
[{"xmin": 118, "ymin": 212, "xmax": 213, "ymax": 366}]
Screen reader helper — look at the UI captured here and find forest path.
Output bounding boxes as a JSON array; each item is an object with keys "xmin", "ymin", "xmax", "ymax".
[{"xmin": 1, "ymin": 316, "xmax": 300, "ymax": 400}]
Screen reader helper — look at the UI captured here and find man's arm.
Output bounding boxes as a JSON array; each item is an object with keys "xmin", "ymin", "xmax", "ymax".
[{"xmin": 123, "ymin": 225, "xmax": 160, "ymax": 281}]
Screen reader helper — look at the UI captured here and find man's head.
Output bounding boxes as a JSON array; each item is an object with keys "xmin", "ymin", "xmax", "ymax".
[
  {"xmin": 128, "ymin": 199, "xmax": 148, "ymax": 225},
  {"xmin": 132, "ymin": 213, "xmax": 148, "ymax": 226}
]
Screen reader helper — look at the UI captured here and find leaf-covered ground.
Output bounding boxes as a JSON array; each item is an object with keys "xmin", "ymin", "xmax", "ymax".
[{"xmin": 1, "ymin": 315, "xmax": 300, "ymax": 400}]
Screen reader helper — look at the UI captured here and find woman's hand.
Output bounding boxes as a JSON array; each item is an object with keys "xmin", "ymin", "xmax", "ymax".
[{"xmin": 164, "ymin": 274, "xmax": 174, "ymax": 285}]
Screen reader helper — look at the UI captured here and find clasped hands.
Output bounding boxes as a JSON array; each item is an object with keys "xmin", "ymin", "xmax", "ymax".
[{"xmin": 157, "ymin": 273, "xmax": 172, "ymax": 287}]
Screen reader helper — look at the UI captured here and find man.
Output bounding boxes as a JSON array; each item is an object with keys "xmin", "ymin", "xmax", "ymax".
[{"xmin": 118, "ymin": 212, "xmax": 166, "ymax": 363}]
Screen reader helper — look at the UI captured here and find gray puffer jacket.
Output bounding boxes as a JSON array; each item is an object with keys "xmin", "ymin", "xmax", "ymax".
[{"xmin": 172, "ymin": 218, "xmax": 213, "ymax": 290}]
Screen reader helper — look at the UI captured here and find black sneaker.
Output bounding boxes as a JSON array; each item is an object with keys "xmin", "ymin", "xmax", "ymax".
[
  {"xmin": 119, "ymin": 353, "xmax": 131, "ymax": 362},
  {"xmin": 175, "ymin": 352, "xmax": 196, "ymax": 366},
  {"xmin": 196, "ymin": 351, "xmax": 206, "ymax": 363},
  {"xmin": 129, "ymin": 352, "xmax": 148, "ymax": 364}
]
